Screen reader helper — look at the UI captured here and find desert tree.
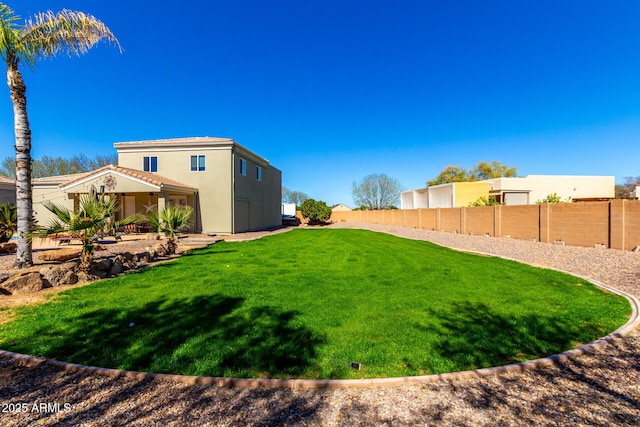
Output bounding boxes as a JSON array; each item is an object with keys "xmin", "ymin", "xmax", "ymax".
[{"xmin": 427, "ymin": 161, "xmax": 517, "ymax": 186}]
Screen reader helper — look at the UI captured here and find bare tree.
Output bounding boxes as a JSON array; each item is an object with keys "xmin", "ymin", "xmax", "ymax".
[
  {"xmin": 282, "ymin": 187, "xmax": 309, "ymax": 206},
  {"xmin": 0, "ymin": 153, "xmax": 117, "ymax": 179},
  {"xmin": 352, "ymin": 173, "xmax": 402, "ymax": 210},
  {"xmin": 615, "ymin": 176, "xmax": 640, "ymax": 199}
]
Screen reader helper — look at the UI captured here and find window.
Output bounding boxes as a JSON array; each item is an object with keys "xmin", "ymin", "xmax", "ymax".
[
  {"xmin": 190, "ymin": 155, "xmax": 205, "ymax": 172},
  {"xmin": 143, "ymin": 156, "xmax": 157, "ymax": 172},
  {"xmin": 240, "ymin": 158, "xmax": 246, "ymax": 176},
  {"xmin": 169, "ymin": 195, "xmax": 188, "ymax": 207},
  {"xmin": 256, "ymin": 166, "xmax": 262, "ymax": 181}
]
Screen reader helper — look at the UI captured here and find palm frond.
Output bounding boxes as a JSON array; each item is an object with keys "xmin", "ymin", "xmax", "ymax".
[
  {"xmin": 0, "ymin": 3, "xmax": 34, "ymax": 67},
  {"xmin": 22, "ymin": 9, "xmax": 121, "ymax": 59}
]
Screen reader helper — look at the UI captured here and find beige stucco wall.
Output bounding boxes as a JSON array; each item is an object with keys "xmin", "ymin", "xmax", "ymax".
[
  {"xmin": 424, "ymin": 182, "xmax": 490, "ymax": 208},
  {"xmin": 116, "ymin": 138, "xmax": 282, "ymax": 234},
  {"xmin": 401, "ymin": 188, "xmax": 429, "ymax": 209},
  {"xmin": 232, "ymin": 148, "xmax": 282, "ymax": 233},
  {"xmin": 427, "ymin": 184, "xmax": 454, "ymax": 208},
  {"xmin": 63, "ymin": 171, "xmax": 162, "ymax": 194},
  {"xmin": 488, "ymin": 175, "xmax": 614, "ymax": 203},
  {"xmin": 0, "ymin": 179, "xmax": 15, "ymax": 205},
  {"xmin": 117, "ymin": 143, "xmax": 233, "ymax": 233},
  {"xmin": 32, "ymin": 186, "xmax": 74, "ymax": 227}
]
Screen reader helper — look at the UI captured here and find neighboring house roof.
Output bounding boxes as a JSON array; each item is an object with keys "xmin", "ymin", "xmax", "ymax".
[
  {"xmin": 0, "ymin": 175, "xmax": 15, "ymax": 193},
  {"xmin": 332, "ymin": 203, "xmax": 352, "ymax": 211},
  {"xmin": 57, "ymin": 165, "xmax": 197, "ymax": 192},
  {"xmin": 32, "ymin": 173, "xmax": 89, "ymax": 186}
]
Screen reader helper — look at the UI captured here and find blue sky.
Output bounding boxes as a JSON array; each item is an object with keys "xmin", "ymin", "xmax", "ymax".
[{"xmin": 1, "ymin": 1, "xmax": 639, "ymax": 206}]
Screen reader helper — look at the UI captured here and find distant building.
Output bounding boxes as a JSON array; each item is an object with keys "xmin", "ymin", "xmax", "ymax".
[
  {"xmin": 401, "ymin": 175, "xmax": 615, "ymax": 209},
  {"xmin": 332, "ymin": 203, "xmax": 352, "ymax": 212},
  {"xmin": 0, "ymin": 176, "xmax": 15, "ymax": 205}
]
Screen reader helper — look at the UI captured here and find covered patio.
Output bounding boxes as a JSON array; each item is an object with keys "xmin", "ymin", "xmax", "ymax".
[{"xmin": 33, "ymin": 165, "xmax": 199, "ymax": 232}]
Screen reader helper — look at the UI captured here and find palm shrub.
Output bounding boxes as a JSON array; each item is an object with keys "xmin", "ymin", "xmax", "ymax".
[
  {"xmin": 33, "ymin": 194, "xmax": 136, "ymax": 271},
  {"xmin": 147, "ymin": 204, "xmax": 193, "ymax": 254},
  {"xmin": 0, "ymin": 203, "xmax": 17, "ymax": 243}
]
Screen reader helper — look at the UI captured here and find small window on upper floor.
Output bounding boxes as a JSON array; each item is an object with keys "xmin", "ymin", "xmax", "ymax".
[
  {"xmin": 143, "ymin": 156, "xmax": 158, "ymax": 172},
  {"xmin": 190, "ymin": 155, "xmax": 205, "ymax": 172},
  {"xmin": 240, "ymin": 158, "xmax": 247, "ymax": 176},
  {"xmin": 256, "ymin": 166, "xmax": 262, "ymax": 181}
]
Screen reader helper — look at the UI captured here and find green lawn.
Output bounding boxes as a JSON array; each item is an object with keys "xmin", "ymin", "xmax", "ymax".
[{"xmin": 0, "ymin": 229, "xmax": 630, "ymax": 379}]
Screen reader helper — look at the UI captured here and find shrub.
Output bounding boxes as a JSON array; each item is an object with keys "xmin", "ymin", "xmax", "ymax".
[
  {"xmin": 300, "ymin": 199, "xmax": 331, "ymax": 225},
  {"xmin": 0, "ymin": 203, "xmax": 17, "ymax": 243},
  {"xmin": 536, "ymin": 192, "xmax": 571, "ymax": 204},
  {"xmin": 469, "ymin": 195, "xmax": 503, "ymax": 207}
]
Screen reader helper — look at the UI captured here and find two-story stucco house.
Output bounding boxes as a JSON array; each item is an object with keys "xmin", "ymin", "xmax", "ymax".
[{"xmin": 32, "ymin": 137, "xmax": 282, "ymax": 234}]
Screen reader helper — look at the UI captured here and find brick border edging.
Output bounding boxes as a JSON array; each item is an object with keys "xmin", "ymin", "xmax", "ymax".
[{"xmin": 1, "ymin": 234, "xmax": 638, "ymax": 389}]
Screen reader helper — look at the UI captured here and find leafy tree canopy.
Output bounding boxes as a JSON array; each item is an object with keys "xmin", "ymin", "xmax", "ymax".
[
  {"xmin": 300, "ymin": 199, "xmax": 331, "ymax": 225},
  {"xmin": 427, "ymin": 161, "xmax": 518, "ymax": 186}
]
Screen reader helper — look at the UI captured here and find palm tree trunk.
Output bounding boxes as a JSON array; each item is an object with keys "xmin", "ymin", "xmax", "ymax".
[{"xmin": 7, "ymin": 65, "xmax": 34, "ymax": 268}]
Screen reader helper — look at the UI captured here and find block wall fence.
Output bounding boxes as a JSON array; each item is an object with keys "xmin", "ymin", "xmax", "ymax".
[{"xmin": 325, "ymin": 200, "xmax": 640, "ymax": 251}]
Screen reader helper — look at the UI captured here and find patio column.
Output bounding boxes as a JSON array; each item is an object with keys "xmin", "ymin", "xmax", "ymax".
[{"xmin": 157, "ymin": 191, "xmax": 167, "ymax": 212}]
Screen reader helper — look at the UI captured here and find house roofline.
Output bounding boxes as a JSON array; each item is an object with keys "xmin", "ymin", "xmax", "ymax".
[{"xmin": 114, "ymin": 137, "xmax": 271, "ymax": 166}]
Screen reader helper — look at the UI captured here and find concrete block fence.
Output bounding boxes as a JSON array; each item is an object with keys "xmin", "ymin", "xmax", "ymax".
[{"xmin": 328, "ymin": 200, "xmax": 640, "ymax": 251}]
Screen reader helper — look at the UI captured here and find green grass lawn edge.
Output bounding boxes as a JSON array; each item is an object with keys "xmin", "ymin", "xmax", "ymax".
[{"xmin": 0, "ymin": 229, "xmax": 631, "ymax": 380}]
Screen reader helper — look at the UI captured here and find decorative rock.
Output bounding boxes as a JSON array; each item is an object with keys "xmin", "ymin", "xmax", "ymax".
[
  {"xmin": 39, "ymin": 262, "xmax": 79, "ymax": 287},
  {"xmin": 151, "ymin": 243, "xmax": 167, "ymax": 257},
  {"xmin": 76, "ymin": 272, "xmax": 92, "ymax": 283},
  {"xmin": 137, "ymin": 251, "xmax": 151, "ymax": 263},
  {"xmin": 0, "ymin": 242, "xmax": 17, "ymax": 254},
  {"xmin": 1, "ymin": 272, "xmax": 48, "ymax": 293},
  {"xmin": 120, "ymin": 252, "xmax": 136, "ymax": 261},
  {"xmin": 93, "ymin": 258, "xmax": 112, "ymax": 272},
  {"xmin": 115, "ymin": 253, "xmax": 137, "ymax": 270},
  {"xmin": 92, "ymin": 269, "xmax": 109, "ymax": 279},
  {"xmin": 108, "ymin": 259, "xmax": 125, "ymax": 276},
  {"xmin": 60, "ymin": 270, "xmax": 79, "ymax": 286},
  {"xmin": 38, "ymin": 249, "xmax": 81, "ymax": 262},
  {"xmin": 145, "ymin": 246, "xmax": 158, "ymax": 259}
]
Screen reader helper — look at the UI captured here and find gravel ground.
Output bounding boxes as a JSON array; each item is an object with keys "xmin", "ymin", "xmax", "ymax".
[{"xmin": 0, "ymin": 222, "xmax": 639, "ymax": 426}]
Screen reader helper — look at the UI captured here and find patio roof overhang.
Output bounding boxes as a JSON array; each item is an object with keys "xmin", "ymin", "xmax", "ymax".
[{"xmin": 58, "ymin": 165, "xmax": 197, "ymax": 195}]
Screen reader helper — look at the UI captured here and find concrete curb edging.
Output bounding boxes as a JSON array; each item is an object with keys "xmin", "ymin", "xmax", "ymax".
[{"xmin": 1, "ymin": 274, "xmax": 637, "ymax": 389}]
